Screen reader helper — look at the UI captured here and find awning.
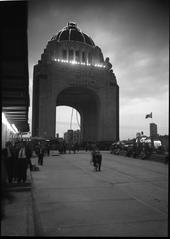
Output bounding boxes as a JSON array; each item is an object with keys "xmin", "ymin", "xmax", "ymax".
[{"xmin": 1, "ymin": 2, "xmax": 30, "ymax": 132}]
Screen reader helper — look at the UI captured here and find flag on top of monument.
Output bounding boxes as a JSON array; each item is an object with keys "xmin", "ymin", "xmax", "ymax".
[{"xmin": 145, "ymin": 112, "xmax": 152, "ymax": 119}]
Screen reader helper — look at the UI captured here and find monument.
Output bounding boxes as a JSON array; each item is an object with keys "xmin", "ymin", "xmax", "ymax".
[{"xmin": 32, "ymin": 22, "xmax": 119, "ymax": 143}]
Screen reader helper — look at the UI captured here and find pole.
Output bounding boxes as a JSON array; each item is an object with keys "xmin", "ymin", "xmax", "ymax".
[
  {"xmin": 76, "ymin": 110, "xmax": 80, "ymax": 128},
  {"xmin": 70, "ymin": 108, "xmax": 74, "ymax": 129}
]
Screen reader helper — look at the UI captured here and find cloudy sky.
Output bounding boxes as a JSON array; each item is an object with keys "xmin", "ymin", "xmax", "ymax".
[{"xmin": 28, "ymin": 0, "xmax": 169, "ymax": 140}]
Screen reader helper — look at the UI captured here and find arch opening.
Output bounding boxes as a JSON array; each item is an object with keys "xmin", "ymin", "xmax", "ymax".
[
  {"xmin": 56, "ymin": 87, "xmax": 101, "ymax": 143},
  {"xmin": 56, "ymin": 106, "xmax": 80, "ymax": 138}
]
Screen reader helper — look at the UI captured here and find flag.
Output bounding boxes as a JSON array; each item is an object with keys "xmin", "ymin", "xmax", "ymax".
[{"xmin": 145, "ymin": 112, "xmax": 152, "ymax": 119}]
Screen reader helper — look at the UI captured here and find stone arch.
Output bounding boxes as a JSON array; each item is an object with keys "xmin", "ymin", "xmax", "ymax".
[{"xmin": 32, "ymin": 23, "xmax": 119, "ymax": 143}]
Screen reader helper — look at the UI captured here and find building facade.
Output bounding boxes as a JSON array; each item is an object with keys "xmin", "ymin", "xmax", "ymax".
[
  {"xmin": 1, "ymin": 2, "xmax": 30, "ymax": 134},
  {"xmin": 64, "ymin": 130, "xmax": 73, "ymax": 145},
  {"xmin": 150, "ymin": 123, "xmax": 158, "ymax": 139},
  {"xmin": 1, "ymin": 2, "xmax": 30, "ymax": 148},
  {"xmin": 64, "ymin": 129, "xmax": 81, "ymax": 145},
  {"xmin": 32, "ymin": 22, "xmax": 119, "ymax": 143},
  {"xmin": 73, "ymin": 130, "xmax": 81, "ymax": 144}
]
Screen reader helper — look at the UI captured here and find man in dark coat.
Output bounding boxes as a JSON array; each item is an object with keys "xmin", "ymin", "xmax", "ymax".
[
  {"xmin": 94, "ymin": 151, "xmax": 102, "ymax": 171},
  {"xmin": 91, "ymin": 150, "xmax": 102, "ymax": 171},
  {"xmin": 3, "ymin": 142, "xmax": 14, "ymax": 183},
  {"xmin": 26, "ymin": 142, "xmax": 33, "ymax": 170},
  {"xmin": 38, "ymin": 146, "xmax": 44, "ymax": 166},
  {"xmin": 17, "ymin": 141, "xmax": 28, "ymax": 183}
]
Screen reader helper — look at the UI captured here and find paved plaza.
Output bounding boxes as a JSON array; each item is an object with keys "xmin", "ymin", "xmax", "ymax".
[{"xmin": 1, "ymin": 151, "xmax": 168, "ymax": 236}]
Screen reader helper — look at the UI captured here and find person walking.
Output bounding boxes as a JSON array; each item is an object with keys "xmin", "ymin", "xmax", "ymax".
[
  {"xmin": 91, "ymin": 149, "xmax": 102, "ymax": 171},
  {"xmin": 95, "ymin": 151, "xmax": 102, "ymax": 171},
  {"xmin": 17, "ymin": 142, "xmax": 28, "ymax": 183},
  {"xmin": 47, "ymin": 144, "xmax": 50, "ymax": 156},
  {"xmin": 26, "ymin": 142, "xmax": 33, "ymax": 170},
  {"xmin": 12, "ymin": 142, "xmax": 20, "ymax": 182},
  {"xmin": 4, "ymin": 142, "xmax": 14, "ymax": 183},
  {"xmin": 38, "ymin": 145, "xmax": 44, "ymax": 166}
]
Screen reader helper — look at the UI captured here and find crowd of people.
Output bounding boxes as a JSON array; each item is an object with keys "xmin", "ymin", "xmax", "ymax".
[
  {"xmin": 58, "ymin": 142, "xmax": 80, "ymax": 154},
  {"xmin": 2, "ymin": 140, "xmax": 33, "ymax": 184},
  {"xmin": 1, "ymin": 139, "xmax": 104, "ymax": 186},
  {"xmin": 1, "ymin": 140, "xmax": 49, "ymax": 184},
  {"xmin": 1, "ymin": 139, "xmax": 48, "ymax": 220}
]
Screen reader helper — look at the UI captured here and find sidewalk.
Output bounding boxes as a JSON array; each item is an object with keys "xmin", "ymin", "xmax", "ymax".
[
  {"xmin": 1, "ymin": 168, "xmax": 35, "ymax": 236},
  {"xmin": 31, "ymin": 152, "xmax": 168, "ymax": 236},
  {"xmin": 1, "ymin": 151, "xmax": 168, "ymax": 236}
]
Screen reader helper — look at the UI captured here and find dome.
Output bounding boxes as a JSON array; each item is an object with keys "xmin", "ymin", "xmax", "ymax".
[{"xmin": 51, "ymin": 22, "xmax": 95, "ymax": 46}]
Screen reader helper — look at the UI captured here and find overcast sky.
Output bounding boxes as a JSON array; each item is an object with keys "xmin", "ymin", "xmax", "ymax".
[{"xmin": 28, "ymin": 0, "xmax": 169, "ymax": 140}]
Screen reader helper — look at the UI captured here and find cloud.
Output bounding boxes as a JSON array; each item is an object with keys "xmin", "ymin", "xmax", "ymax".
[
  {"xmin": 28, "ymin": 0, "xmax": 169, "ymax": 139},
  {"xmin": 120, "ymin": 91, "xmax": 169, "ymax": 139},
  {"xmin": 113, "ymin": 48, "xmax": 169, "ymax": 102}
]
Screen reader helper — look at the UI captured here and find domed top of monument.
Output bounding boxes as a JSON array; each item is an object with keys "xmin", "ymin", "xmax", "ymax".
[{"xmin": 51, "ymin": 22, "xmax": 95, "ymax": 47}]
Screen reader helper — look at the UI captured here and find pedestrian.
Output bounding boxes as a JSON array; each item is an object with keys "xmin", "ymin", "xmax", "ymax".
[
  {"xmin": 17, "ymin": 141, "xmax": 28, "ymax": 183},
  {"xmin": 63, "ymin": 141, "xmax": 67, "ymax": 154},
  {"xmin": 73, "ymin": 144, "xmax": 76, "ymax": 154},
  {"xmin": 1, "ymin": 148, "xmax": 15, "ymax": 220},
  {"xmin": 47, "ymin": 144, "xmax": 50, "ymax": 156},
  {"xmin": 95, "ymin": 151, "xmax": 102, "ymax": 171},
  {"xmin": 4, "ymin": 142, "xmax": 14, "ymax": 183},
  {"xmin": 68, "ymin": 143, "xmax": 72, "ymax": 154},
  {"xmin": 38, "ymin": 146, "xmax": 44, "ymax": 166},
  {"xmin": 12, "ymin": 142, "xmax": 20, "ymax": 182},
  {"xmin": 26, "ymin": 142, "xmax": 33, "ymax": 170},
  {"xmin": 91, "ymin": 149, "xmax": 97, "ymax": 167}
]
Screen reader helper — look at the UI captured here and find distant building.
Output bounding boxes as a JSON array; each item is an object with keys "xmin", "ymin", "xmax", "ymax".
[
  {"xmin": 73, "ymin": 130, "xmax": 81, "ymax": 144},
  {"xmin": 150, "ymin": 123, "xmax": 158, "ymax": 139},
  {"xmin": 64, "ymin": 129, "xmax": 81, "ymax": 145},
  {"xmin": 64, "ymin": 130, "xmax": 73, "ymax": 144}
]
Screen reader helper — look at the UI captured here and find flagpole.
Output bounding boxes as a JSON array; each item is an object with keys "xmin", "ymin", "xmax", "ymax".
[
  {"xmin": 145, "ymin": 112, "xmax": 153, "ymax": 137},
  {"xmin": 151, "ymin": 112, "xmax": 153, "ymax": 123},
  {"xmin": 150, "ymin": 112, "xmax": 154, "ymax": 149}
]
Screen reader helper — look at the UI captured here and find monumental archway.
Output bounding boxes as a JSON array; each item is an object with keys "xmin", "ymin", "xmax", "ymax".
[
  {"xmin": 32, "ymin": 22, "xmax": 119, "ymax": 143},
  {"xmin": 56, "ymin": 87, "xmax": 100, "ymax": 142}
]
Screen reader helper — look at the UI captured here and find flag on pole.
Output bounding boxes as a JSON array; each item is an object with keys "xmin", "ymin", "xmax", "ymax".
[{"xmin": 145, "ymin": 112, "xmax": 152, "ymax": 119}]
